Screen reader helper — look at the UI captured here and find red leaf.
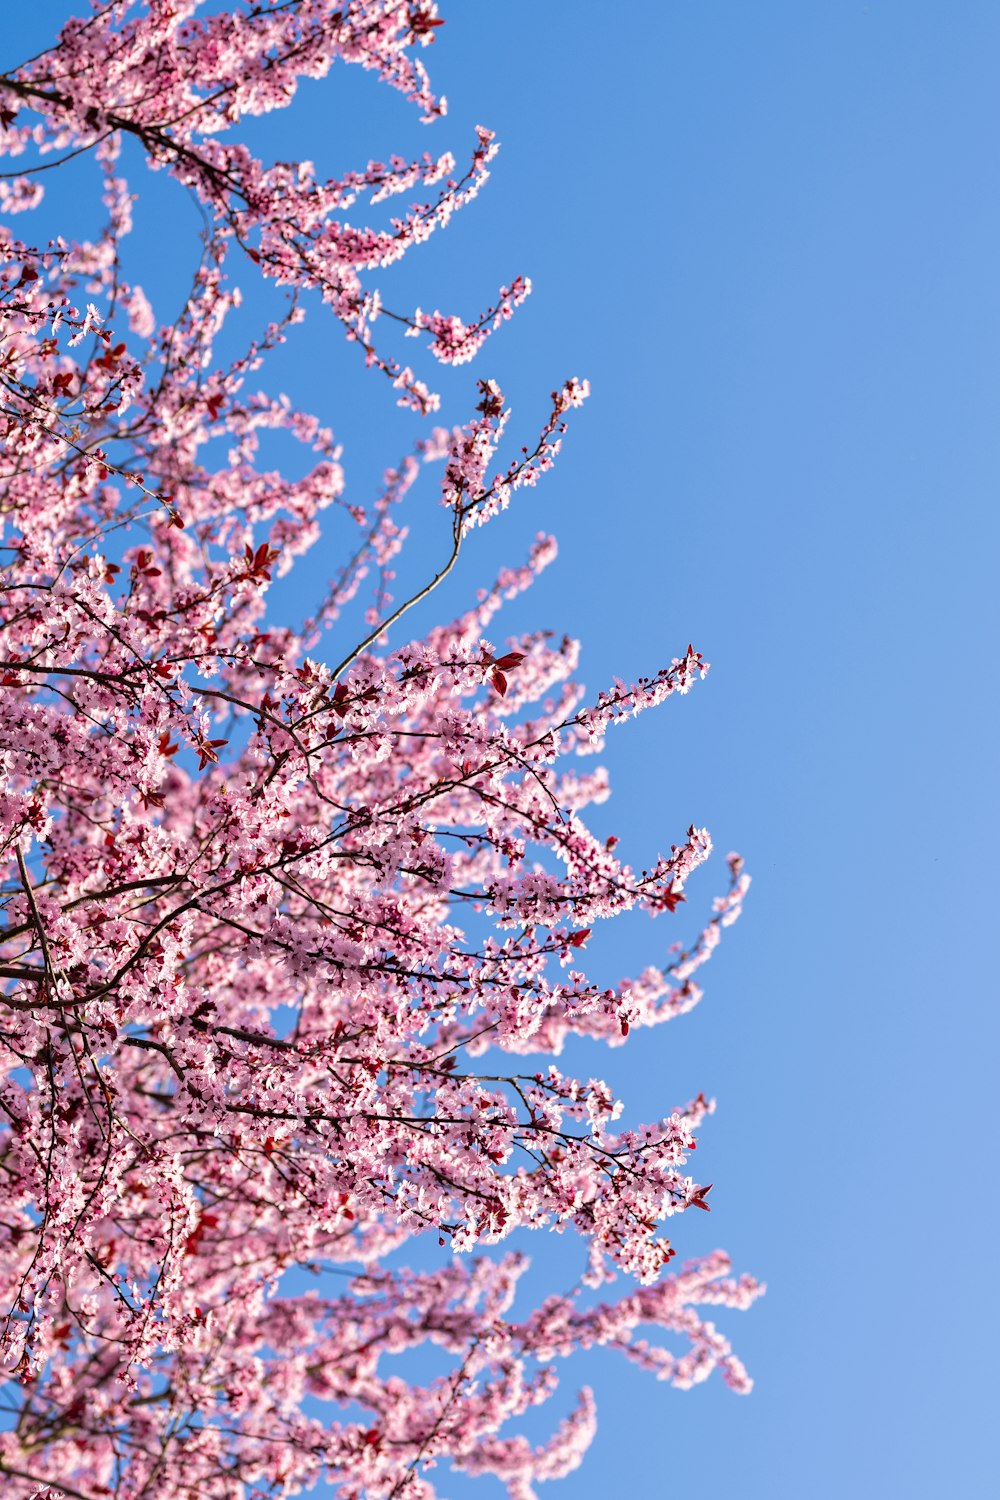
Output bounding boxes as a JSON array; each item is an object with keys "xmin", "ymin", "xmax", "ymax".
[
  {"xmin": 494, "ymin": 651, "xmax": 526, "ymax": 671},
  {"xmin": 196, "ymin": 737, "xmax": 228, "ymax": 769},
  {"xmin": 490, "ymin": 668, "xmax": 507, "ymax": 697},
  {"xmin": 566, "ymin": 928, "xmax": 591, "ymax": 947}
]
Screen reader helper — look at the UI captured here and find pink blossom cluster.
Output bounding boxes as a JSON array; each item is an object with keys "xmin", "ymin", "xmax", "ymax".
[
  {"xmin": 0, "ymin": 6, "xmax": 758, "ymax": 1498},
  {"xmin": 409, "ymin": 275, "xmax": 533, "ymax": 365},
  {"xmin": 0, "ymin": 4, "xmax": 521, "ymax": 414}
]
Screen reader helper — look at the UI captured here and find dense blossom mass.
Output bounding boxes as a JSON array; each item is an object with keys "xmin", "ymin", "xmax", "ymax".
[{"xmin": 0, "ymin": 4, "xmax": 760, "ymax": 1497}]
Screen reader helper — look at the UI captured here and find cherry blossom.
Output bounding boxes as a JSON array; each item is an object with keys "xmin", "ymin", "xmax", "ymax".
[{"xmin": 0, "ymin": 5, "xmax": 758, "ymax": 1497}]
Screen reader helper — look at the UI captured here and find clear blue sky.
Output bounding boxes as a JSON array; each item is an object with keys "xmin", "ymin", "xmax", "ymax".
[{"xmin": 6, "ymin": 3, "xmax": 999, "ymax": 1496}]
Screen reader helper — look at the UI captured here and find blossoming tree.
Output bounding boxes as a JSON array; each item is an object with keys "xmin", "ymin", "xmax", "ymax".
[{"xmin": 0, "ymin": 4, "xmax": 760, "ymax": 1497}]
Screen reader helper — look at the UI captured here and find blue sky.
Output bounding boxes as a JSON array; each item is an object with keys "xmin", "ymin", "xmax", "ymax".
[{"xmin": 5, "ymin": 3, "xmax": 999, "ymax": 1496}]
